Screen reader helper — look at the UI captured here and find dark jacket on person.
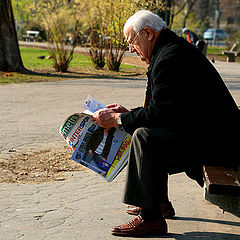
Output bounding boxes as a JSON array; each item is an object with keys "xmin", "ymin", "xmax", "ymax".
[
  {"xmin": 86, "ymin": 127, "xmax": 115, "ymax": 159},
  {"xmin": 187, "ymin": 30, "xmax": 199, "ymax": 45},
  {"xmin": 121, "ymin": 28, "xmax": 240, "ymax": 178}
]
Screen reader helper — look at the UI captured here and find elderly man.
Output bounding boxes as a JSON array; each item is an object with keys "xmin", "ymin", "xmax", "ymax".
[{"xmin": 92, "ymin": 10, "xmax": 240, "ymax": 237}]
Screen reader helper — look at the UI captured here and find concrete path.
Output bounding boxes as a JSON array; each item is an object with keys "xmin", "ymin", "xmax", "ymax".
[{"xmin": 0, "ymin": 61, "xmax": 240, "ymax": 240}]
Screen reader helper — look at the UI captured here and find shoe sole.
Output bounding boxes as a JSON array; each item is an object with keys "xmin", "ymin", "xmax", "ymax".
[
  {"xmin": 126, "ymin": 210, "xmax": 139, "ymax": 216},
  {"xmin": 111, "ymin": 230, "xmax": 167, "ymax": 237}
]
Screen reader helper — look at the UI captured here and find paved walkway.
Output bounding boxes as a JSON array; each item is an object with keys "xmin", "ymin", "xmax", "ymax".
[{"xmin": 0, "ymin": 61, "xmax": 240, "ymax": 240}]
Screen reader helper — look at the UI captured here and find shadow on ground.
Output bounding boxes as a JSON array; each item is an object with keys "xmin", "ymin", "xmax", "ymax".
[
  {"xmin": 142, "ymin": 216, "xmax": 240, "ymax": 239},
  {"xmin": 164, "ymin": 231, "xmax": 240, "ymax": 240},
  {"xmin": 175, "ymin": 216, "xmax": 240, "ymax": 227},
  {"xmin": 27, "ymin": 69, "xmax": 146, "ymax": 81}
]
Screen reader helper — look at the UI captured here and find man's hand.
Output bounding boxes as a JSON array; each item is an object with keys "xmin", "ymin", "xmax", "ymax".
[
  {"xmin": 106, "ymin": 103, "xmax": 129, "ymax": 113},
  {"xmin": 91, "ymin": 108, "xmax": 121, "ymax": 129}
]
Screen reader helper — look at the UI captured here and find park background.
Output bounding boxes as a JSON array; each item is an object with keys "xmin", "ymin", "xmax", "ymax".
[
  {"xmin": 0, "ymin": 1, "xmax": 240, "ymax": 239},
  {"xmin": 0, "ymin": 0, "xmax": 240, "ymax": 81}
]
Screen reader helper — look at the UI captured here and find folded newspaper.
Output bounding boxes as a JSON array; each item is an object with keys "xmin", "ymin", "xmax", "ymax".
[{"xmin": 59, "ymin": 96, "xmax": 131, "ymax": 182}]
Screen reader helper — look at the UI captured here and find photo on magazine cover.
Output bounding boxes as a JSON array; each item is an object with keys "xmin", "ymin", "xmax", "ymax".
[
  {"xmin": 71, "ymin": 123, "xmax": 127, "ymax": 178},
  {"xmin": 59, "ymin": 96, "xmax": 132, "ymax": 181}
]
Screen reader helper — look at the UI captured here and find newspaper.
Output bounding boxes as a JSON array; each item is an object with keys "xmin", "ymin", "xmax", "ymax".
[{"xmin": 59, "ymin": 96, "xmax": 131, "ymax": 182}]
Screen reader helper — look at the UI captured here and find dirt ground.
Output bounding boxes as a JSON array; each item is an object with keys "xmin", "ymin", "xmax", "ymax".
[{"xmin": 0, "ymin": 147, "xmax": 85, "ymax": 184}]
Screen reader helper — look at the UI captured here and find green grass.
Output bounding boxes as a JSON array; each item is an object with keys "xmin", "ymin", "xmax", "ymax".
[
  {"xmin": 205, "ymin": 45, "xmax": 240, "ymax": 62},
  {"xmin": 20, "ymin": 47, "xmax": 52, "ymax": 68},
  {"xmin": 0, "ymin": 72, "xmax": 52, "ymax": 84},
  {"xmin": 206, "ymin": 46, "xmax": 225, "ymax": 55},
  {"xmin": 20, "ymin": 47, "xmax": 93, "ymax": 69},
  {"xmin": 0, "ymin": 47, "xmax": 145, "ymax": 84},
  {"xmin": 20, "ymin": 47, "xmax": 136, "ymax": 69}
]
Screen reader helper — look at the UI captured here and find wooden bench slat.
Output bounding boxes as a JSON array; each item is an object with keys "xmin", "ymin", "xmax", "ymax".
[{"xmin": 203, "ymin": 166, "xmax": 240, "ymax": 196}]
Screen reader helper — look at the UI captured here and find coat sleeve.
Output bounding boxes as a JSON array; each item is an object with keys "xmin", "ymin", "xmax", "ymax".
[{"xmin": 121, "ymin": 46, "xmax": 182, "ymax": 135}]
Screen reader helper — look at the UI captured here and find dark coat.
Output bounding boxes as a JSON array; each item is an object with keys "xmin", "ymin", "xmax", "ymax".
[
  {"xmin": 121, "ymin": 28, "xmax": 240, "ymax": 170},
  {"xmin": 86, "ymin": 127, "xmax": 115, "ymax": 159}
]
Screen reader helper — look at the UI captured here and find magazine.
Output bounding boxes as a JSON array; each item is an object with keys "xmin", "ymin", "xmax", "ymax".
[{"xmin": 59, "ymin": 96, "xmax": 131, "ymax": 182}]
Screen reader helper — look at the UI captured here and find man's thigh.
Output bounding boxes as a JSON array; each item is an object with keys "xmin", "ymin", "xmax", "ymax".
[{"xmin": 133, "ymin": 127, "xmax": 189, "ymax": 173}]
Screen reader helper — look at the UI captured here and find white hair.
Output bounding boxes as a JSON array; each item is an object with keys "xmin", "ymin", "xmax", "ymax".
[{"xmin": 124, "ymin": 10, "xmax": 166, "ymax": 34}]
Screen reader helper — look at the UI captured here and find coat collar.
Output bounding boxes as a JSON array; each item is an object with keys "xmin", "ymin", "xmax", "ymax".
[{"xmin": 147, "ymin": 28, "xmax": 178, "ymax": 74}]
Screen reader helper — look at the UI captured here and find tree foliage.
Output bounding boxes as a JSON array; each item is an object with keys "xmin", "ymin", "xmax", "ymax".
[
  {"xmin": 30, "ymin": 0, "xmax": 80, "ymax": 72},
  {"xmin": 11, "ymin": 0, "xmax": 34, "ymax": 37},
  {"xmin": 87, "ymin": 0, "xmax": 154, "ymax": 71},
  {"xmin": 92, "ymin": 0, "xmax": 130, "ymax": 71}
]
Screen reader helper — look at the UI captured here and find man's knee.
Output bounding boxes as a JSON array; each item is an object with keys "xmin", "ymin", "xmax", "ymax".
[
  {"xmin": 132, "ymin": 127, "xmax": 178, "ymax": 144},
  {"xmin": 132, "ymin": 127, "xmax": 149, "ymax": 143}
]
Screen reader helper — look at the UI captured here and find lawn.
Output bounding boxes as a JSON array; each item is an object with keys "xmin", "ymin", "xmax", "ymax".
[
  {"xmin": 0, "ymin": 47, "xmax": 145, "ymax": 84},
  {"xmin": 21, "ymin": 46, "xmax": 225, "ymax": 65},
  {"xmin": 20, "ymin": 47, "xmax": 93, "ymax": 69},
  {"xmin": 206, "ymin": 46, "xmax": 225, "ymax": 55}
]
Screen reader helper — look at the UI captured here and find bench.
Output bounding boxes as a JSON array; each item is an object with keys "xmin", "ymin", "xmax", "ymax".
[
  {"xmin": 203, "ymin": 165, "xmax": 240, "ymax": 217},
  {"xmin": 22, "ymin": 31, "xmax": 39, "ymax": 42},
  {"xmin": 222, "ymin": 43, "xmax": 240, "ymax": 62},
  {"xmin": 203, "ymin": 166, "xmax": 240, "ymax": 196}
]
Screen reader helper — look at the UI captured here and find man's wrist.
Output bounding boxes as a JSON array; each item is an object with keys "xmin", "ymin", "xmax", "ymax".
[{"xmin": 116, "ymin": 114, "xmax": 122, "ymax": 126}]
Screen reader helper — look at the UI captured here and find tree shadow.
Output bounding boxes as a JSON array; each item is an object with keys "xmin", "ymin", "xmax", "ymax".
[{"xmin": 24, "ymin": 69, "xmax": 146, "ymax": 81}]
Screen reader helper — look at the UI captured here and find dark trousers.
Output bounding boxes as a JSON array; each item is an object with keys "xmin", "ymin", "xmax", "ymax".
[{"xmin": 123, "ymin": 127, "xmax": 200, "ymax": 211}]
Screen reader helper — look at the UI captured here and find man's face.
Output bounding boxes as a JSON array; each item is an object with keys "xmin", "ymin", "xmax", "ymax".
[{"xmin": 125, "ymin": 26, "xmax": 152, "ymax": 64}]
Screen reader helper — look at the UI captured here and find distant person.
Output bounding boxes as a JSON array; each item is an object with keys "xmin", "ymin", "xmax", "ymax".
[
  {"xmin": 183, "ymin": 27, "xmax": 207, "ymax": 55},
  {"xmin": 182, "ymin": 27, "xmax": 198, "ymax": 45}
]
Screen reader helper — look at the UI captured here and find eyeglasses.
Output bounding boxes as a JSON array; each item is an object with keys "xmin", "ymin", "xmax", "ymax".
[{"xmin": 128, "ymin": 29, "xmax": 143, "ymax": 50}]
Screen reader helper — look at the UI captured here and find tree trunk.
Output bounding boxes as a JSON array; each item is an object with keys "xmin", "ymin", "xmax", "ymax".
[
  {"xmin": 157, "ymin": 0, "xmax": 173, "ymax": 26},
  {"xmin": 0, "ymin": 0, "xmax": 26, "ymax": 72},
  {"xmin": 182, "ymin": 0, "xmax": 198, "ymax": 27}
]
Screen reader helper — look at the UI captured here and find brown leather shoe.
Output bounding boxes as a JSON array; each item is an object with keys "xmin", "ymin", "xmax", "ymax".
[
  {"xmin": 126, "ymin": 205, "xmax": 142, "ymax": 215},
  {"xmin": 110, "ymin": 215, "xmax": 167, "ymax": 237},
  {"xmin": 126, "ymin": 201, "xmax": 175, "ymax": 219},
  {"xmin": 160, "ymin": 201, "xmax": 175, "ymax": 219}
]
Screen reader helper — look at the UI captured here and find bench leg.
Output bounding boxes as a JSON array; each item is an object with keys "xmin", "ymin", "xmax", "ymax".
[
  {"xmin": 203, "ymin": 168, "xmax": 240, "ymax": 217},
  {"xmin": 204, "ymin": 186, "xmax": 240, "ymax": 217},
  {"xmin": 227, "ymin": 55, "xmax": 236, "ymax": 62}
]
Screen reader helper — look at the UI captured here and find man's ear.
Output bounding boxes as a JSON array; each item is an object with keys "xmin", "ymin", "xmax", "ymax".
[{"xmin": 144, "ymin": 27, "xmax": 154, "ymax": 41}]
